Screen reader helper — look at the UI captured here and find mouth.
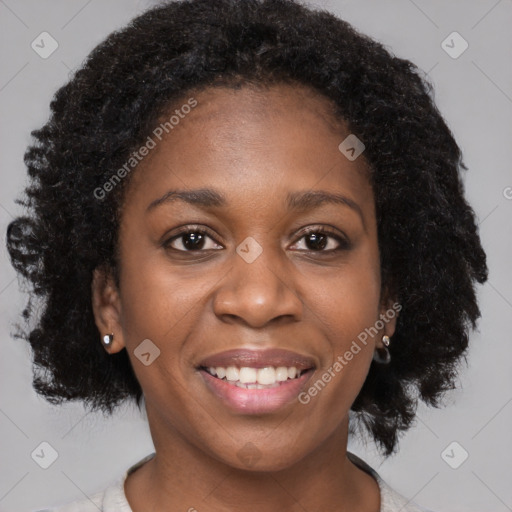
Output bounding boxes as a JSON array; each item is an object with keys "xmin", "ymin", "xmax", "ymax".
[
  {"xmin": 198, "ymin": 365, "xmax": 311, "ymax": 389},
  {"xmin": 196, "ymin": 348, "xmax": 316, "ymax": 414}
]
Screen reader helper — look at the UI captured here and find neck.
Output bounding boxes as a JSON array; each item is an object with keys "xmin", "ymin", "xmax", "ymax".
[{"xmin": 124, "ymin": 410, "xmax": 380, "ymax": 512}]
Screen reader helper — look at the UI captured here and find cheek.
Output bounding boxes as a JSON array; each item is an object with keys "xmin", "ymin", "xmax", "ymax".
[
  {"xmin": 116, "ymin": 254, "xmax": 210, "ymax": 416},
  {"xmin": 117, "ymin": 246, "xmax": 216, "ymax": 344},
  {"xmin": 116, "ymin": 241, "xmax": 235, "ymax": 407},
  {"xmin": 306, "ymin": 250, "xmax": 382, "ymax": 349},
  {"xmin": 298, "ymin": 250, "xmax": 381, "ymax": 417}
]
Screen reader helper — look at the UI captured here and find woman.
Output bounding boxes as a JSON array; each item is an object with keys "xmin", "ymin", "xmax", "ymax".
[{"xmin": 6, "ymin": 0, "xmax": 487, "ymax": 510}]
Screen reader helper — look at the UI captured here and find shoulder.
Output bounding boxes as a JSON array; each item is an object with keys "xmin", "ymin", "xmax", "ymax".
[
  {"xmin": 32, "ymin": 489, "xmax": 104, "ymax": 511},
  {"xmin": 32, "ymin": 453, "xmax": 155, "ymax": 512},
  {"xmin": 346, "ymin": 451, "xmax": 437, "ymax": 512},
  {"xmin": 378, "ymin": 478, "xmax": 436, "ymax": 512},
  {"xmin": 32, "ymin": 478, "xmax": 127, "ymax": 512}
]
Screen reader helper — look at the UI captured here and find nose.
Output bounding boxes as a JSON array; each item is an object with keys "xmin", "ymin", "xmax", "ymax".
[{"xmin": 212, "ymin": 247, "xmax": 303, "ymax": 328}]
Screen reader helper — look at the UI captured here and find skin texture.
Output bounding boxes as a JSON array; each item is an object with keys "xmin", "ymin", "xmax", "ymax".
[{"xmin": 92, "ymin": 84, "xmax": 397, "ymax": 511}]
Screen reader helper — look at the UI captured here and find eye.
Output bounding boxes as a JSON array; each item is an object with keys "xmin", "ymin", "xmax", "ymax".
[
  {"xmin": 163, "ymin": 225, "xmax": 350, "ymax": 253},
  {"xmin": 164, "ymin": 226, "xmax": 223, "ymax": 252},
  {"xmin": 290, "ymin": 226, "xmax": 350, "ymax": 253}
]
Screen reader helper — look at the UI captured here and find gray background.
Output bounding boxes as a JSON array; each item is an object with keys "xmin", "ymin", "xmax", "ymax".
[{"xmin": 1, "ymin": 1, "xmax": 511, "ymax": 511}]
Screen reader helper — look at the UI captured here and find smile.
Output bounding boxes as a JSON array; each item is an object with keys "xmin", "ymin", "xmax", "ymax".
[
  {"xmin": 201, "ymin": 365, "xmax": 308, "ymax": 388},
  {"xmin": 196, "ymin": 348, "xmax": 316, "ymax": 414}
]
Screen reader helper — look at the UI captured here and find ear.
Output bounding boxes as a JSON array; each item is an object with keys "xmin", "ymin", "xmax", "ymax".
[
  {"xmin": 377, "ymin": 290, "xmax": 400, "ymax": 348},
  {"xmin": 91, "ymin": 265, "xmax": 126, "ymax": 354}
]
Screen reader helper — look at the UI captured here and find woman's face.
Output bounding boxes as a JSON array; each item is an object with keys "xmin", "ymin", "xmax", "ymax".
[{"xmin": 94, "ymin": 84, "xmax": 396, "ymax": 471}]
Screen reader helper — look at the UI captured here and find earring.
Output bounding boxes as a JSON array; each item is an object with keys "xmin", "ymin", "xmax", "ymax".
[
  {"xmin": 373, "ymin": 335, "xmax": 391, "ymax": 364},
  {"xmin": 102, "ymin": 333, "xmax": 114, "ymax": 347}
]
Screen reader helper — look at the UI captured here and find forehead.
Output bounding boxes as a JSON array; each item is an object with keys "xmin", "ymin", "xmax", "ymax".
[
  {"xmin": 124, "ymin": 84, "xmax": 373, "ymax": 216},
  {"xmin": 186, "ymin": 83, "xmax": 346, "ymax": 133}
]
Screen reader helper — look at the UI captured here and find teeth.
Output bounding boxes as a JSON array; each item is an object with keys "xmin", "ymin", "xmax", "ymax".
[
  {"xmin": 204, "ymin": 365, "xmax": 305, "ymax": 386},
  {"xmin": 275, "ymin": 367, "xmax": 289, "ymax": 382},
  {"xmin": 234, "ymin": 382, "xmax": 280, "ymax": 389},
  {"xmin": 239, "ymin": 367, "xmax": 258, "ymax": 383},
  {"xmin": 226, "ymin": 366, "xmax": 239, "ymax": 382},
  {"xmin": 257, "ymin": 367, "xmax": 276, "ymax": 385}
]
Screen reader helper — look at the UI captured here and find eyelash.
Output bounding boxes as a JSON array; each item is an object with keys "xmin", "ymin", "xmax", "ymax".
[{"xmin": 163, "ymin": 224, "xmax": 351, "ymax": 254}]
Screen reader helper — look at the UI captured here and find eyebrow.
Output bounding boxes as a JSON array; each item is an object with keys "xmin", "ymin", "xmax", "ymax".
[
  {"xmin": 286, "ymin": 190, "xmax": 364, "ymax": 221},
  {"xmin": 146, "ymin": 187, "xmax": 364, "ymax": 224},
  {"xmin": 147, "ymin": 188, "xmax": 226, "ymax": 211}
]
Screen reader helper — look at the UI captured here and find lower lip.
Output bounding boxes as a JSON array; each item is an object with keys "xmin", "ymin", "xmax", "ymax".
[{"xmin": 199, "ymin": 369, "xmax": 314, "ymax": 415}]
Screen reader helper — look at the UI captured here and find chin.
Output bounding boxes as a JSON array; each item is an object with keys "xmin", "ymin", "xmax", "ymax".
[{"xmin": 207, "ymin": 440, "xmax": 310, "ymax": 473}]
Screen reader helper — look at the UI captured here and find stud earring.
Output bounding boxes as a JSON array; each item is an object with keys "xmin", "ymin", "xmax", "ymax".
[
  {"xmin": 373, "ymin": 335, "xmax": 391, "ymax": 364},
  {"xmin": 102, "ymin": 333, "xmax": 114, "ymax": 347}
]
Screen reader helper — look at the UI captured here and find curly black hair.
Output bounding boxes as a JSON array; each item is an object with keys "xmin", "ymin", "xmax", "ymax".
[{"xmin": 6, "ymin": 0, "xmax": 487, "ymax": 457}]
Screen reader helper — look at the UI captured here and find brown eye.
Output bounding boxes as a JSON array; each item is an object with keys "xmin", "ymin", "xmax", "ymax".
[
  {"xmin": 303, "ymin": 232, "xmax": 328, "ymax": 251},
  {"xmin": 165, "ymin": 228, "xmax": 223, "ymax": 252},
  {"xmin": 291, "ymin": 226, "xmax": 351, "ymax": 253}
]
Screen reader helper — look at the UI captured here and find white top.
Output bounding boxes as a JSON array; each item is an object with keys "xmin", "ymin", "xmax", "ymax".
[{"xmin": 36, "ymin": 451, "xmax": 434, "ymax": 512}]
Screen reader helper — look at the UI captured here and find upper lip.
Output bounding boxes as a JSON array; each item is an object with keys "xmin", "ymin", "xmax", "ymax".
[{"xmin": 198, "ymin": 348, "xmax": 316, "ymax": 370}]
